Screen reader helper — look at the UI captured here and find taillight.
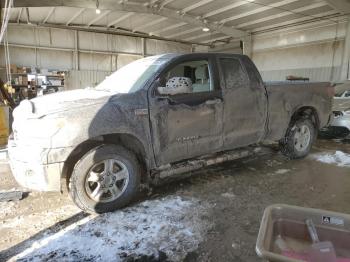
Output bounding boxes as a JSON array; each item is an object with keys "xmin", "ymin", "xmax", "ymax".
[{"xmin": 327, "ymin": 85, "xmax": 335, "ymax": 97}]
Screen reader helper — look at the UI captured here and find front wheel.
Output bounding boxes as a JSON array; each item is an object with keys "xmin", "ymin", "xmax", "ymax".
[
  {"xmin": 280, "ymin": 118, "xmax": 315, "ymax": 159},
  {"xmin": 68, "ymin": 144, "xmax": 141, "ymax": 213}
]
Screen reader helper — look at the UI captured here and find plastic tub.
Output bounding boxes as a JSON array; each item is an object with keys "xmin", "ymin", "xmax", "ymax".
[{"xmin": 256, "ymin": 204, "xmax": 350, "ymax": 262}]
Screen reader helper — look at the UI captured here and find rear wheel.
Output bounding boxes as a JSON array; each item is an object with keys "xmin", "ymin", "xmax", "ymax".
[
  {"xmin": 68, "ymin": 144, "xmax": 141, "ymax": 213},
  {"xmin": 280, "ymin": 118, "xmax": 315, "ymax": 159}
]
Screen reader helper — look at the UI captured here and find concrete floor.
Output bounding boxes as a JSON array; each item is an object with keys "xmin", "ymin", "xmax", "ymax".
[{"xmin": 0, "ymin": 138, "xmax": 350, "ymax": 261}]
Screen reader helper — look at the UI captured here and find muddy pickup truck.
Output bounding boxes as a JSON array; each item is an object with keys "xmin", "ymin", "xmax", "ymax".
[{"xmin": 8, "ymin": 53, "xmax": 333, "ymax": 213}]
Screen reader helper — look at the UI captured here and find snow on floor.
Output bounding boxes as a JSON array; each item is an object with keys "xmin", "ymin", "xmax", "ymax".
[
  {"xmin": 274, "ymin": 169, "xmax": 290, "ymax": 175},
  {"xmin": 13, "ymin": 196, "xmax": 211, "ymax": 262},
  {"xmin": 311, "ymin": 151, "xmax": 350, "ymax": 167}
]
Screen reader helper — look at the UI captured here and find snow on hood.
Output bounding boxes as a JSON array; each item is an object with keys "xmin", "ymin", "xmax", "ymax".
[
  {"xmin": 333, "ymin": 98, "xmax": 350, "ymax": 112},
  {"xmin": 15, "ymin": 89, "xmax": 112, "ymax": 118},
  {"xmin": 12, "ymin": 196, "xmax": 211, "ymax": 262}
]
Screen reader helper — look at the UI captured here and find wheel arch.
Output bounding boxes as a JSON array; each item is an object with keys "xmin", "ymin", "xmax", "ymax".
[
  {"xmin": 62, "ymin": 133, "xmax": 151, "ymax": 190},
  {"xmin": 291, "ymin": 106, "xmax": 320, "ymax": 130}
]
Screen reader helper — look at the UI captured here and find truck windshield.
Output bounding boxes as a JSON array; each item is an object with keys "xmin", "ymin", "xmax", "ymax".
[{"xmin": 95, "ymin": 55, "xmax": 168, "ymax": 93}]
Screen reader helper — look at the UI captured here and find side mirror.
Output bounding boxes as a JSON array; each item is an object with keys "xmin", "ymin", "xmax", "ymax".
[{"xmin": 157, "ymin": 77, "xmax": 192, "ymax": 95}]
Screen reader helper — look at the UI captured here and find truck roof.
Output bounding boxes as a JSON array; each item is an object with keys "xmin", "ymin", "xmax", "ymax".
[{"xmin": 157, "ymin": 52, "xmax": 247, "ymax": 60}]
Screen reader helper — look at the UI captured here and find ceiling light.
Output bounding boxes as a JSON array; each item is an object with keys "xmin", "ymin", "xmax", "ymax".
[
  {"xmin": 95, "ymin": 0, "xmax": 101, "ymax": 14},
  {"xmin": 202, "ymin": 27, "xmax": 210, "ymax": 32}
]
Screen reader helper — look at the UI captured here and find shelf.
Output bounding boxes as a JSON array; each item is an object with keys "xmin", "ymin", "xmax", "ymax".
[
  {"xmin": 11, "ymin": 84, "xmax": 29, "ymax": 88},
  {"xmin": 11, "ymin": 73, "xmax": 28, "ymax": 75}
]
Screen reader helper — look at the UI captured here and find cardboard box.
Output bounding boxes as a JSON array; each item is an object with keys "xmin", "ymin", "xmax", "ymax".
[
  {"xmin": 19, "ymin": 67, "xmax": 27, "ymax": 74},
  {"xmin": 18, "ymin": 76, "xmax": 28, "ymax": 85},
  {"xmin": 9, "ymin": 64, "xmax": 17, "ymax": 74}
]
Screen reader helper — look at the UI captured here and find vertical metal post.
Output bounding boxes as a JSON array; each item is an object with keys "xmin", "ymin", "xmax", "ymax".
[
  {"xmin": 340, "ymin": 17, "xmax": 350, "ymax": 80},
  {"xmin": 242, "ymin": 33, "xmax": 252, "ymax": 58},
  {"xmin": 74, "ymin": 30, "xmax": 79, "ymax": 70},
  {"xmin": 141, "ymin": 38, "xmax": 146, "ymax": 57}
]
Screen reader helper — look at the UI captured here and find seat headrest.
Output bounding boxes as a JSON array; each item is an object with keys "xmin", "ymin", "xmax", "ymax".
[{"xmin": 195, "ymin": 65, "xmax": 208, "ymax": 80}]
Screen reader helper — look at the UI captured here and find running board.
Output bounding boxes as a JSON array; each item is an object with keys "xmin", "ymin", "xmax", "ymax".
[{"xmin": 152, "ymin": 147, "xmax": 261, "ymax": 181}]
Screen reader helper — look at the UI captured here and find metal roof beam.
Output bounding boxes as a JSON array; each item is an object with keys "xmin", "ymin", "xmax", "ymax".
[
  {"xmin": 184, "ymin": 32, "xmax": 212, "ymax": 41},
  {"xmin": 236, "ymin": 2, "xmax": 328, "ymax": 28},
  {"xmin": 221, "ymin": 0, "xmax": 301, "ymax": 24},
  {"xmin": 324, "ymin": 0, "xmax": 350, "ymax": 14},
  {"xmin": 107, "ymin": 12, "xmax": 134, "ymax": 27},
  {"xmin": 87, "ymin": 10, "xmax": 111, "ymax": 27},
  {"xmin": 17, "ymin": 8, "xmax": 23, "ymax": 23},
  {"xmin": 150, "ymin": 21, "xmax": 186, "ymax": 35},
  {"xmin": 133, "ymin": 17, "xmax": 167, "ymax": 32},
  {"xmin": 202, "ymin": 0, "xmax": 252, "ymax": 18},
  {"xmin": 252, "ymin": 10, "xmax": 339, "ymax": 33},
  {"xmin": 181, "ymin": 0, "xmax": 214, "ymax": 14},
  {"xmin": 159, "ymin": 0, "xmax": 177, "ymax": 9},
  {"xmin": 66, "ymin": 8, "xmax": 85, "ymax": 25},
  {"xmin": 201, "ymin": 35, "xmax": 231, "ymax": 43},
  {"xmin": 42, "ymin": 7, "xmax": 55, "ymax": 24},
  {"xmin": 165, "ymin": 27, "xmax": 202, "ymax": 38},
  {"xmin": 13, "ymin": 0, "xmax": 247, "ymax": 38},
  {"xmin": 25, "ymin": 7, "xmax": 30, "ymax": 24}
]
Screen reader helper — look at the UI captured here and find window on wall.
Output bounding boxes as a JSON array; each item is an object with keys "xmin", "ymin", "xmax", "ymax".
[
  {"xmin": 160, "ymin": 60, "xmax": 213, "ymax": 94},
  {"xmin": 219, "ymin": 58, "xmax": 247, "ymax": 89}
]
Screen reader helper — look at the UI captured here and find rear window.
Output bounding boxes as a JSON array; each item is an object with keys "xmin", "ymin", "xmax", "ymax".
[{"xmin": 219, "ymin": 58, "xmax": 247, "ymax": 89}]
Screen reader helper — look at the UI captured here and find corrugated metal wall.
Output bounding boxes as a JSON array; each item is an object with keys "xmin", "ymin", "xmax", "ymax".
[
  {"xmin": 259, "ymin": 66, "xmax": 342, "ymax": 82},
  {"xmin": 1, "ymin": 25, "xmax": 192, "ymax": 89},
  {"xmin": 252, "ymin": 21, "xmax": 347, "ymax": 82}
]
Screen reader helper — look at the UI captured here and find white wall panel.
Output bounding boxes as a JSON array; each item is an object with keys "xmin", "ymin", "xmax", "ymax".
[
  {"xmin": 48, "ymin": 28, "xmax": 75, "ymax": 48},
  {"xmin": 117, "ymin": 54, "xmax": 143, "ymax": 69},
  {"xmin": 253, "ymin": 22, "xmax": 347, "ymax": 53},
  {"xmin": 115, "ymin": 35, "xmax": 142, "ymax": 54},
  {"xmin": 7, "ymin": 26, "xmax": 36, "ymax": 46},
  {"xmin": 146, "ymin": 39, "xmax": 191, "ymax": 55},
  {"xmin": 79, "ymin": 52, "xmax": 112, "ymax": 71},
  {"xmin": 251, "ymin": 21, "xmax": 348, "ymax": 82},
  {"xmin": 78, "ymin": 31, "xmax": 109, "ymax": 52},
  {"xmin": 36, "ymin": 49, "xmax": 73, "ymax": 70},
  {"xmin": 1, "ymin": 46, "xmax": 36, "ymax": 68},
  {"xmin": 2, "ymin": 24, "xmax": 192, "ymax": 89},
  {"xmin": 65, "ymin": 70, "xmax": 111, "ymax": 89}
]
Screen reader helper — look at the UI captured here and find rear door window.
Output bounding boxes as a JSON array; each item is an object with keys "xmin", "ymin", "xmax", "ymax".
[{"xmin": 219, "ymin": 58, "xmax": 248, "ymax": 89}]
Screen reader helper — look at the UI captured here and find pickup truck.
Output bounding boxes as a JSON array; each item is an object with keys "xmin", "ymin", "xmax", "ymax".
[{"xmin": 8, "ymin": 53, "xmax": 333, "ymax": 213}]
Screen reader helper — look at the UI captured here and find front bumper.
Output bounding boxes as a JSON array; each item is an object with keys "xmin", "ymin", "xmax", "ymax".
[
  {"xmin": 329, "ymin": 112, "xmax": 350, "ymax": 131},
  {"xmin": 8, "ymin": 139, "xmax": 70, "ymax": 191}
]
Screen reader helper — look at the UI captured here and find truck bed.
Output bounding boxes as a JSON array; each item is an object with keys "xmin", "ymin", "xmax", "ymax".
[{"xmin": 264, "ymin": 81, "xmax": 332, "ymax": 141}]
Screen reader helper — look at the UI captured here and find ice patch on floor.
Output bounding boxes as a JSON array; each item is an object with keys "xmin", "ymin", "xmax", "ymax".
[
  {"xmin": 311, "ymin": 151, "xmax": 350, "ymax": 167},
  {"xmin": 13, "ymin": 196, "xmax": 211, "ymax": 262},
  {"xmin": 221, "ymin": 192, "xmax": 236, "ymax": 198}
]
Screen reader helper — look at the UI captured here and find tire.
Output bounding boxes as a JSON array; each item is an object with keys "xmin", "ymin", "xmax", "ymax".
[
  {"xmin": 280, "ymin": 118, "xmax": 315, "ymax": 159},
  {"xmin": 68, "ymin": 144, "xmax": 141, "ymax": 214}
]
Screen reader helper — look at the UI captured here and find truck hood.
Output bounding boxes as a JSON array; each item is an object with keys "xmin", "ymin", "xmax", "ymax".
[{"xmin": 14, "ymin": 89, "xmax": 112, "ymax": 118}]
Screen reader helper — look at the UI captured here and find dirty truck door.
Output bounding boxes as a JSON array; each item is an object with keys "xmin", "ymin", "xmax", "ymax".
[
  {"xmin": 218, "ymin": 56, "xmax": 267, "ymax": 150},
  {"xmin": 148, "ymin": 56, "xmax": 223, "ymax": 166}
]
